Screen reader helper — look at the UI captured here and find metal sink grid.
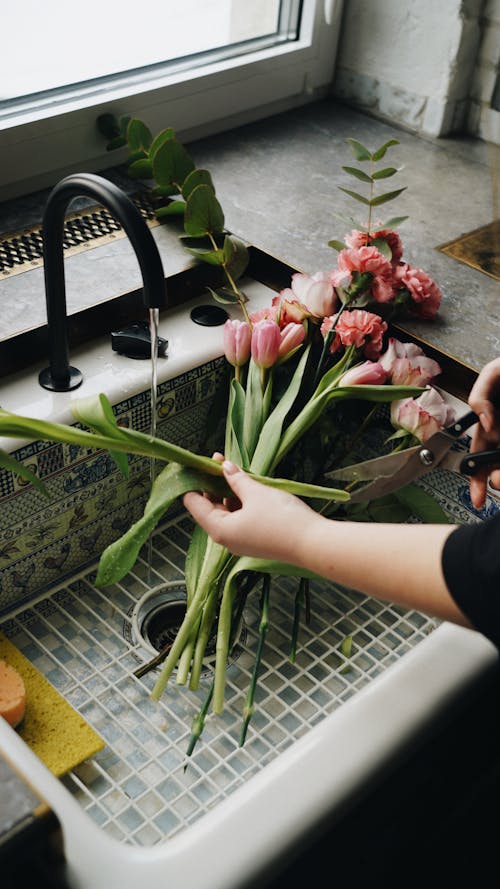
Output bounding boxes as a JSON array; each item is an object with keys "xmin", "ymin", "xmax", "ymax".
[{"xmin": 0, "ymin": 508, "xmax": 441, "ymax": 848}]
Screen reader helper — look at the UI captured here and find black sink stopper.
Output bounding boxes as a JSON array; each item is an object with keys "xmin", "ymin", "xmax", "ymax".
[{"xmin": 111, "ymin": 321, "xmax": 168, "ymax": 359}]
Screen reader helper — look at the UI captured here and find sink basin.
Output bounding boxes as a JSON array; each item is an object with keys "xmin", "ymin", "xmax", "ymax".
[{"xmin": 0, "ymin": 266, "xmax": 498, "ymax": 889}]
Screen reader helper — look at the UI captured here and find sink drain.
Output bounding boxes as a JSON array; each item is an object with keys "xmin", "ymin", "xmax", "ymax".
[{"xmin": 130, "ymin": 580, "xmax": 245, "ymax": 671}]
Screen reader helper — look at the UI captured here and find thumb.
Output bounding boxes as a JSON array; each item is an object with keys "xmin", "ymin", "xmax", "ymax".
[{"xmin": 222, "ymin": 460, "xmax": 255, "ymax": 500}]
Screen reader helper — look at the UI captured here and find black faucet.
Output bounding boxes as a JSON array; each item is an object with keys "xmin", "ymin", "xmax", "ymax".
[{"xmin": 39, "ymin": 173, "xmax": 166, "ymax": 391}]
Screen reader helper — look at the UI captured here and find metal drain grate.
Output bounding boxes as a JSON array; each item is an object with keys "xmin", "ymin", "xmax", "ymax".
[{"xmin": 0, "ymin": 191, "xmax": 159, "ymax": 279}]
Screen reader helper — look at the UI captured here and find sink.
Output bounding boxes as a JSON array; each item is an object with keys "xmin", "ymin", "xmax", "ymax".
[{"xmin": 0, "ymin": 268, "xmax": 498, "ymax": 889}]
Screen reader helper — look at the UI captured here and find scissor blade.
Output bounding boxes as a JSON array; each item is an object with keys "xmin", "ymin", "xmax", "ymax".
[{"xmin": 326, "ymin": 428, "xmax": 459, "ymax": 502}]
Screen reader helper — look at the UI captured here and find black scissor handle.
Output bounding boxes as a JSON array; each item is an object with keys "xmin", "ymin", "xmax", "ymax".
[{"xmin": 459, "ymin": 449, "xmax": 500, "ymax": 476}]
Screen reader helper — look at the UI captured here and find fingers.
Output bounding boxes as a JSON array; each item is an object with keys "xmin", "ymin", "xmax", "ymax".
[{"xmin": 468, "ymin": 358, "xmax": 500, "ymax": 441}]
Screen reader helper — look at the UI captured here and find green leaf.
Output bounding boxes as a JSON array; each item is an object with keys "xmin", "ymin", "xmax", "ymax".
[
  {"xmin": 394, "ymin": 483, "xmax": 451, "ymax": 523},
  {"xmin": 346, "ymin": 138, "xmax": 372, "ymax": 161},
  {"xmin": 149, "ymin": 128, "xmax": 175, "ymax": 160},
  {"xmin": 126, "ymin": 118, "xmax": 152, "ymax": 154},
  {"xmin": 328, "ymin": 239, "xmax": 347, "ymax": 251},
  {"xmin": 127, "ymin": 158, "xmax": 153, "ymax": 180},
  {"xmin": 206, "ymin": 286, "xmax": 241, "ymax": 305},
  {"xmin": 71, "ymin": 393, "xmax": 129, "ymax": 478},
  {"xmin": 371, "ymin": 139, "xmax": 399, "ymax": 161},
  {"xmin": 227, "ymin": 379, "xmax": 249, "ymax": 468},
  {"xmin": 338, "ymin": 186, "xmax": 370, "ymax": 205},
  {"xmin": 379, "ymin": 215, "xmax": 409, "ymax": 229},
  {"xmin": 184, "ymin": 522, "xmax": 208, "ymax": 604},
  {"xmin": 155, "ymin": 200, "xmax": 187, "ymax": 218},
  {"xmin": 331, "ymin": 210, "xmax": 369, "ymax": 232},
  {"xmin": 0, "ymin": 449, "xmax": 48, "ymax": 496},
  {"xmin": 243, "ymin": 359, "xmax": 264, "ymax": 459},
  {"xmin": 153, "ymin": 138, "xmax": 196, "ymax": 191},
  {"xmin": 371, "ymin": 237, "xmax": 392, "ymax": 260},
  {"xmin": 95, "ymin": 463, "xmax": 229, "ymax": 587},
  {"xmin": 371, "ymin": 166, "xmax": 399, "ymax": 180},
  {"xmin": 341, "ymin": 165, "xmax": 373, "ymax": 183},
  {"xmin": 224, "ymin": 236, "xmax": 249, "ymax": 281},
  {"xmin": 182, "ymin": 168, "xmax": 215, "ymax": 200},
  {"xmin": 184, "ymin": 246, "xmax": 225, "ymax": 266},
  {"xmin": 184, "ymin": 184, "xmax": 225, "ymax": 237},
  {"xmin": 370, "ymin": 187, "xmax": 407, "ymax": 207}
]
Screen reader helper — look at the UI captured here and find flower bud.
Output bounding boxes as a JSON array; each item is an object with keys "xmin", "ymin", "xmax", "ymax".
[
  {"xmin": 278, "ymin": 322, "xmax": 306, "ymax": 360},
  {"xmin": 251, "ymin": 320, "xmax": 281, "ymax": 369},
  {"xmin": 339, "ymin": 360, "xmax": 387, "ymax": 387},
  {"xmin": 223, "ymin": 319, "xmax": 251, "ymax": 368}
]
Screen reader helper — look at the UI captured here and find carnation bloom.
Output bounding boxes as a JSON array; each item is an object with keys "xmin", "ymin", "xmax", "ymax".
[
  {"xmin": 391, "ymin": 387, "xmax": 456, "ymax": 443},
  {"xmin": 393, "ymin": 262, "xmax": 442, "ymax": 319},
  {"xmin": 345, "ymin": 228, "xmax": 404, "ymax": 264},
  {"xmin": 380, "ymin": 337, "xmax": 441, "ymax": 386},
  {"xmin": 251, "ymin": 319, "xmax": 281, "ymax": 369},
  {"xmin": 279, "ymin": 270, "xmax": 338, "ymax": 318},
  {"xmin": 322, "ymin": 309, "xmax": 388, "ymax": 360},
  {"xmin": 278, "ymin": 322, "xmax": 306, "ymax": 361},
  {"xmin": 223, "ymin": 319, "xmax": 251, "ymax": 368},
  {"xmin": 336, "ymin": 246, "xmax": 394, "ymax": 303},
  {"xmin": 339, "ymin": 360, "xmax": 388, "ymax": 387}
]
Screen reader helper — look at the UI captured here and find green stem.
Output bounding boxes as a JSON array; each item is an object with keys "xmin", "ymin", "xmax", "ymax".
[
  {"xmin": 189, "ymin": 586, "xmax": 219, "ymax": 690},
  {"xmin": 290, "ymin": 577, "xmax": 308, "ymax": 663},
  {"xmin": 239, "ymin": 575, "xmax": 270, "ymax": 746},
  {"xmin": 185, "ymin": 681, "xmax": 215, "ymax": 761}
]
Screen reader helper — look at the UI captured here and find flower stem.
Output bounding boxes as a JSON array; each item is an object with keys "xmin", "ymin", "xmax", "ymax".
[
  {"xmin": 290, "ymin": 577, "xmax": 308, "ymax": 663},
  {"xmin": 239, "ymin": 575, "xmax": 270, "ymax": 746}
]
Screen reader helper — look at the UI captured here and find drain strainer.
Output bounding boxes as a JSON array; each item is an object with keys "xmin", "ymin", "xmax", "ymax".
[{"xmin": 130, "ymin": 580, "xmax": 246, "ymax": 671}]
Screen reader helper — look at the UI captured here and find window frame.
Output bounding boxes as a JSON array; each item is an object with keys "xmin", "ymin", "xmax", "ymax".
[{"xmin": 0, "ymin": 0, "xmax": 344, "ymax": 201}]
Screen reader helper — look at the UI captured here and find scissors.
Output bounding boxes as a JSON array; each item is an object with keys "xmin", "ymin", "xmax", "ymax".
[{"xmin": 325, "ymin": 408, "xmax": 500, "ymax": 503}]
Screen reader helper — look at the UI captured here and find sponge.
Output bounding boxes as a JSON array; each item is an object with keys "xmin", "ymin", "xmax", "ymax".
[
  {"xmin": 0, "ymin": 659, "xmax": 26, "ymax": 727},
  {"xmin": 0, "ymin": 632, "xmax": 104, "ymax": 777}
]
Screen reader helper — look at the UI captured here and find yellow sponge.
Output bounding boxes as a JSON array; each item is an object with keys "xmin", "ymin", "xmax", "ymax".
[{"xmin": 0, "ymin": 632, "xmax": 104, "ymax": 776}]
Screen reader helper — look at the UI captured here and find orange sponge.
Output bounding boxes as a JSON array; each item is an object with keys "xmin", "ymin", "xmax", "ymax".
[{"xmin": 0, "ymin": 658, "xmax": 26, "ymax": 728}]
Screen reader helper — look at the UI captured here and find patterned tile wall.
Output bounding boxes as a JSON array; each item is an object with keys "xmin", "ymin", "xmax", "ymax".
[{"xmin": 0, "ymin": 358, "xmax": 227, "ymax": 617}]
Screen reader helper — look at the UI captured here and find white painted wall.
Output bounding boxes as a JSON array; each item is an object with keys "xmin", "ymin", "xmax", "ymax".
[{"xmin": 332, "ymin": 0, "xmax": 500, "ymax": 144}]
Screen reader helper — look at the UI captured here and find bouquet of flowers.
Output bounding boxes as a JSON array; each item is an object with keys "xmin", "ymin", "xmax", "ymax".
[{"xmin": 0, "ymin": 133, "xmax": 453, "ymax": 752}]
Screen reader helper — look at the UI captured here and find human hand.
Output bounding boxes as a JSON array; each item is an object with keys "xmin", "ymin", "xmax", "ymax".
[
  {"xmin": 467, "ymin": 357, "xmax": 500, "ymax": 509},
  {"xmin": 183, "ymin": 460, "xmax": 316, "ymax": 564}
]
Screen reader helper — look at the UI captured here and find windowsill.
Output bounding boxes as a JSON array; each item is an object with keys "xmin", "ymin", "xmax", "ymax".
[{"xmin": 0, "ymin": 98, "xmax": 497, "ymax": 377}]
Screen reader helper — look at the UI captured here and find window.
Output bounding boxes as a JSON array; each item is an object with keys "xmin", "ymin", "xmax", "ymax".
[{"xmin": 0, "ymin": 0, "xmax": 343, "ymax": 200}]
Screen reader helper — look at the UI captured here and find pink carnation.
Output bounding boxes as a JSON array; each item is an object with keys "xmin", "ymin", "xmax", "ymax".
[
  {"xmin": 325, "ymin": 309, "xmax": 388, "ymax": 360},
  {"xmin": 393, "ymin": 263, "xmax": 442, "ymax": 319},
  {"xmin": 337, "ymin": 246, "xmax": 394, "ymax": 302},
  {"xmin": 345, "ymin": 228, "xmax": 404, "ymax": 264}
]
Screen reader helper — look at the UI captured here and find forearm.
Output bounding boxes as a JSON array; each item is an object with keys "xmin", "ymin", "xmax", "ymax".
[{"xmin": 293, "ymin": 515, "xmax": 472, "ymax": 627}]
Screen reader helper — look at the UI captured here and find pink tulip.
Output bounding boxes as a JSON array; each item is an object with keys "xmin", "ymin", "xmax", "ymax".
[
  {"xmin": 251, "ymin": 320, "xmax": 281, "ymax": 369},
  {"xmin": 280, "ymin": 270, "xmax": 338, "ymax": 319},
  {"xmin": 339, "ymin": 360, "xmax": 388, "ymax": 387},
  {"xmin": 278, "ymin": 322, "xmax": 306, "ymax": 361},
  {"xmin": 223, "ymin": 319, "xmax": 251, "ymax": 368},
  {"xmin": 390, "ymin": 387, "xmax": 456, "ymax": 443},
  {"xmin": 380, "ymin": 337, "xmax": 441, "ymax": 386}
]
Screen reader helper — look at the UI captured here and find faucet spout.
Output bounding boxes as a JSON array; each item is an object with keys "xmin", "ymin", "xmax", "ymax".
[{"xmin": 39, "ymin": 173, "xmax": 166, "ymax": 392}]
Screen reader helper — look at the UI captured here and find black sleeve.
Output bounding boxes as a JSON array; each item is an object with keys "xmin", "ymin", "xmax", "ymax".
[{"xmin": 441, "ymin": 512, "xmax": 500, "ymax": 648}]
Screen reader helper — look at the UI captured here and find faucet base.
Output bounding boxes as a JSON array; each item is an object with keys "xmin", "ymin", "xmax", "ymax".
[{"xmin": 38, "ymin": 366, "xmax": 83, "ymax": 392}]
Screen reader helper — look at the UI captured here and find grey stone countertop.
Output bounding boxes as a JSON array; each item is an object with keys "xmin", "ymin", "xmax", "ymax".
[{"xmin": 0, "ymin": 99, "xmax": 498, "ymax": 372}]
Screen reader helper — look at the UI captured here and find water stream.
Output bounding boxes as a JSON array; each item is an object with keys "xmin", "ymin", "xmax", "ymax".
[{"xmin": 148, "ymin": 307, "xmax": 160, "ymax": 583}]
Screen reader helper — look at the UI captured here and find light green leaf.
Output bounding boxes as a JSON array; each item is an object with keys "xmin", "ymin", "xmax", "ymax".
[
  {"xmin": 206, "ymin": 286, "xmax": 242, "ymax": 305},
  {"xmin": 328, "ymin": 239, "xmax": 347, "ymax": 252},
  {"xmin": 71, "ymin": 393, "xmax": 129, "ymax": 478},
  {"xmin": 0, "ymin": 449, "xmax": 48, "ymax": 496},
  {"xmin": 184, "ymin": 184, "xmax": 225, "ymax": 237},
  {"xmin": 371, "ymin": 237, "xmax": 392, "ymax": 260},
  {"xmin": 184, "ymin": 523, "xmax": 208, "ymax": 604},
  {"xmin": 370, "ymin": 187, "xmax": 407, "ymax": 207},
  {"xmin": 341, "ymin": 165, "xmax": 372, "ymax": 183},
  {"xmin": 379, "ymin": 215, "xmax": 409, "ymax": 229},
  {"xmin": 155, "ymin": 201, "xmax": 187, "ymax": 218},
  {"xmin": 346, "ymin": 138, "xmax": 372, "ymax": 161}
]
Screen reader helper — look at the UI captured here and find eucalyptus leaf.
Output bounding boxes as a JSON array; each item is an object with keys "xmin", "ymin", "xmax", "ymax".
[
  {"xmin": 331, "ymin": 210, "xmax": 369, "ymax": 232},
  {"xmin": 370, "ymin": 187, "xmax": 407, "ymax": 207},
  {"xmin": 379, "ymin": 215, "xmax": 409, "ymax": 229},
  {"xmin": 149, "ymin": 128, "xmax": 176, "ymax": 160},
  {"xmin": 328, "ymin": 239, "xmax": 347, "ymax": 252},
  {"xmin": 206, "ymin": 286, "xmax": 242, "ymax": 305},
  {"xmin": 182, "ymin": 169, "xmax": 215, "ymax": 200},
  {"xmin": 371, "ymin": 237, "xmax": 392, "ymax": 260},
  {"xmin": 126, "ymin": 118, "xmax": 152, "ymax": 154},
  {"xmin": 371, "ymin": 139, "xmax": 400, "ymax": 161},
  {"xmin": 184, "ymin": 184, "xmax": 225, "ymax": 237},
  {"xmin": 153, "ymin": 138, "xmax": 196, "ymax": 191},
  {"xmin": 184, "ymin": 246, "xmax": 225, "ymax": 266},
  {"xmin": 106, "ymin": 136, "xmax": 127, "ymax": 151},
  {"xmin": 341, "ymin": 165, "xmax": 373, "ymax": 183},
  {"xmin": 338, "ymin": 187, "xmax": 370, "ymax": 206},
  {"xmin": 224, "ymin": 236, "xmax": 249, "ymax": 281},
  {"xmin": 155, "ymin": 201, "xmax": 187, "ymax": 218},
  {"xmin": 127, "ymin": 158, "xmax": 153, "ymax": 180},
  {"xmin": 371, "ymin": 166, "xmax": 399, "ymax": 180},
  {"xmin": 346, "ymin": 138, "xmax": 372, "ymax": 161}
]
